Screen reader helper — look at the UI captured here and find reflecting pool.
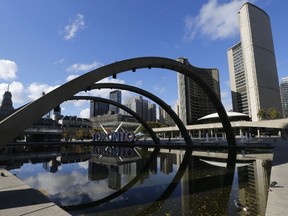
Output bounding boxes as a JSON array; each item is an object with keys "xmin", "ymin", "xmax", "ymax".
[{"xmin": 6, "ymin": 144, "xmax": 273, "ymax": 216}]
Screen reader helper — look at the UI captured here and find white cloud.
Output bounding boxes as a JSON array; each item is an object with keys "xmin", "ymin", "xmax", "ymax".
[
  {"xmin": 66, "ymin": 74, "xmax": 79, "ymax": 82},
  {"xmin": 154, "ymin": 85, "xmax": 166, "ymax": 94},
  {"xmin": 27, "ymin": 82, "xmax": 59, "ymax": 100},
  {"xmin": 65, "ymin": 77, "xmax": 126, "ymax": 110},
  {"xmin": 97, "ymin": 77, "xmax": 125, "ymax": 85},
  {"xmin": 135, "ymin": 80, "xmax": 143, "ymax": 87},
  {"xmin": 0, "ymin": 59, "xmax": 17, "ymax": 80},
  {"xmin": 221, "ymin": 90, "xmax": 232, "ymax": 111},
  {"xmin": 79, "ymin": 108, "xmax": 90, "ymax": 118},
  {"xmin": 72, "ymin": 95, "xmax": 89, "ymax": 107},
  {"xmin": 25, "ymin": 168, "xmax": 113, "ymax": 206},
  {"xmin": 54, "ymin": 58, "xmax": 65, "ymax": 65},
  {"xmin": 63, "ymin": 13, "xmax": 85, "ymax": 40},
  {"xmin": 66, "ymin": 61, "xmax": 102, "ymax": 73},
  {"xmin": 184, "ymin": 0, "xmax": 253, "ymax": 41},
  {"xmin": 92, "ymin": 77, "xmax": 128, "ymax": 99},
  {"xmin": 222, "ymin": 98, "xmax": 232, "ymax": 111},
  {"xmin": 221, "ymin": 90, "xmax": 228, "ymax": 98}
]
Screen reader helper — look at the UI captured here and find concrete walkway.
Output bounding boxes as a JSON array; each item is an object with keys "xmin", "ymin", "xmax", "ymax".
[
  {"xmin": 266, "ymin": 138, "xmax": 288, "ymax": 216},
  {"xmin": 0, "ymin": 169, "xmax": 70, "ymax": 216}
]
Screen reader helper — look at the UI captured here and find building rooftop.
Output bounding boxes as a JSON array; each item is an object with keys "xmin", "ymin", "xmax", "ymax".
[{"xmin": 198, "ymin": 111, "xmax": 249, "ymax": 121}]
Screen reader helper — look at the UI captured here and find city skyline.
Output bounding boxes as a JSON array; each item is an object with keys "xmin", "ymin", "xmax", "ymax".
[{"xmin": 1, "ymin": 0, "xmax": 288, "ymax": 118}]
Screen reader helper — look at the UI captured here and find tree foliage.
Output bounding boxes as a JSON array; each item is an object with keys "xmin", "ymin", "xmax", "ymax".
[
  {"xmin": 257, "ymin": 108, "xmax": 280, "ymax": 120},
  {"xmin": 138, "ymin": 121, "xmax": 167, "ymax": 134},
  {"xmin": 267, "ymin": 108, "xmax": 280, "ymax": 119},
  {"xmin": 257, "ymin": 109, "xmax": 267, "ymax": 120}
]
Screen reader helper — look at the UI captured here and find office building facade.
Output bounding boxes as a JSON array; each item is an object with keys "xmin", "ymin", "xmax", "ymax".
[
  {"xmin": 159, "ymin": 106, "xmax": 174, "ymax": 126},
  {"xmin": 90, "ymin": 101, "xmax": 109, "ymax": 117},
  {"xmin": 280, "ymin": 77, "xmax": 288, "ymax": 118},
  {"xmin": 123, "ymin": 95, "xmax": 157, "ymax": 122},
  {"xmin": 228, "ymin": 3, "xmax": 282, "ymax": 121},
  {"xmin": 109, "ymin": 90, "xmax": 122, "ymax": 114},
  {"xmin": 228, "ymin": 42, "xmax": 249, "ymax": 115},
  {"xmin": 177, "ymin": 57, "xmax": 220, "ymax": 125}
]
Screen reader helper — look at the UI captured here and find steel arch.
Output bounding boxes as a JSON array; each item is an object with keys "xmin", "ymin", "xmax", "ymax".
[{"xmin": 0, "ymin": 57, "xmax": 235, "ymax": 150}]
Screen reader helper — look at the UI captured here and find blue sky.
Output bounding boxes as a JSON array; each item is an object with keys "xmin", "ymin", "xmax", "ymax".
[{"xmin": 0, "ymin": 0, "xmax": 287, "ymax": 118}]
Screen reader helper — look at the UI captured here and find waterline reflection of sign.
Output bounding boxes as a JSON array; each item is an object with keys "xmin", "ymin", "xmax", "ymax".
[
  {"xmin": 93, "ymin": 146, "xmax": 135, "ymax": 158},
  {"xmin": 93, "ymin": 132, "xmax": 135, "ymax": 142}
]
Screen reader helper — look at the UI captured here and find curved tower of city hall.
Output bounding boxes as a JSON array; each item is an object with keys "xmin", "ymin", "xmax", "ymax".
[{"xmin": 228, "ymin": 3, "xmax": 282, "ymax": 121}]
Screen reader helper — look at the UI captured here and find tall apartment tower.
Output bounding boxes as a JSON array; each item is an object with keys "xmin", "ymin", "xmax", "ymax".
[
  {"xmin": 228, "ymin": 3, "xmax": 282, "ymax": 121},
  {"xmin": 177, "ymin": 57, "xmax": 220, "ymax": 125},
  {"xmin": 227, "ymin": 42, "xmax": 248, "ymax": 115},
  {"xmin": 280, "ymin": 77, "xmax": 288, "ymax": 118},
  {"xmin": 109, "ymin": 90, "xmax": 122, "ymax": 114}
]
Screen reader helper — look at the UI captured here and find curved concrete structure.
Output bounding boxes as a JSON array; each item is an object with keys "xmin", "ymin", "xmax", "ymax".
[
  {"xmin": 0, "ymin": 57, "xmax": 235, "ymax": 150},
  {"xmin": 91, "ymin": 83, "xmax": 193, "ymax": 145},
  {"xmin": 69, "ymin": 96, "xmax": 159, "ymax": 144}
]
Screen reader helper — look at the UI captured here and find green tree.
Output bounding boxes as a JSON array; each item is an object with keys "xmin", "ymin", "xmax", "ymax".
[
  {"xmin": 62, "ymin": 129, "xmax": 74, "ymax": 141},
  {"xmin": 147, "ymin": 121, "xmax": 164, "ymax": 128},
  {"xmin": 136, "ymin": 121, "xmax": 166, "ymax": 134},
  {"xmin": 75, "ymin": 129, "xmax": 84, "ymax": 140},
  {"xmin": 267, "ymin": 107, "xmax": 280, "ymax": 119}
]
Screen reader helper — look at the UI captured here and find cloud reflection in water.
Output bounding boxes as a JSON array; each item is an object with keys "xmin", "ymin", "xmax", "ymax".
[{"xmin": 22, "ymin": 161, "xmax": 115, "ymax": 205}]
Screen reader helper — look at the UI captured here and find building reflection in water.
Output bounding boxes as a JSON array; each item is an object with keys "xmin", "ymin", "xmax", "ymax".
[
  {"xmin": 237, "ymin": 159, "xmax": 272, "ymax": 215},
  {"xmin": 43, "ymin": 157, "xmax": 61, "ymax": 173},
  {"xmin": 4, "ymin": 144, "xmax": 272, "ymax": 215}
]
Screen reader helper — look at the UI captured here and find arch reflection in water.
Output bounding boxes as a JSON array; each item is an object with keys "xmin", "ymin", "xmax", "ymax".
[{"xmin": 7, "ymin": 145, "xmax": 272, "ymax": 215}]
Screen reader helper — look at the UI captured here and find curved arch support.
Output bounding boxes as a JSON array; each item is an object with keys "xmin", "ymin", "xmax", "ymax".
[{"xmin": 0, "ymin": 57, "xmax": 235, "ymax": 150}]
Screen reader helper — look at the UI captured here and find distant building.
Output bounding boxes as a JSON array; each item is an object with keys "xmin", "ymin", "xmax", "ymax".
[
  {"xmin": 177, "ymin": 57, "xmax": 220, "ymax": 125},
  {"xmin": 59, "ymin": 116, "xmax": 92, "ymax": 128},
  {"xmin": 123, "ymin": 95, "xmax": 157, "ymax": 122},
  {"xmin": 90, "ymin": 90, "xmax": 122, "ymax": 117},
  {"xmin": 280, "ymin": 77, "xmax": 288, "ymax": 118},
  {"xmin": 24, "ymin": 118, "xmax": 62, "ymax": 142},
  {"xmin": 227, "ymin": 42, "xmax": 248, "ymax": 115},
  {"xmin": 90, "ymin": 101, "xmax": 109, "ymax": 117},
  {"xmin": 159, "ymin": 106, "xmax": 174, "ymax": 126},
  {"xmin": 148, "ymin": 103, "xmax": 157, "ymax": 122},
  {"xmin": 0, "ymin": 88, "xmax": 14, "ymax": 120},
  {"xmin": 197, "ymin": 111, "xmax": 250, "ymax": 124},
  {"xmin": 228, "ymin": 3, "xmax": 282, "ymax": 121},
  {"xmin": 109, "ymin": 90, "xmax": 121, "ymax": 114},
  {"xmin": 52, "ymin": 105, "xmax": 62, "ymax": 122},
  {"xmin": 123, "ymin": 95, "xmax": 143, "ymax": 117},
  {"xmin": 89, "ymin": 113, "xmax": 140, "ymax": 132}
]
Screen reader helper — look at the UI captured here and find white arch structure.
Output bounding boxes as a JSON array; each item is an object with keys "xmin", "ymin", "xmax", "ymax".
[{"xmin": 0, "ymin": 57, "xmax": 235, "ymax": 150}]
